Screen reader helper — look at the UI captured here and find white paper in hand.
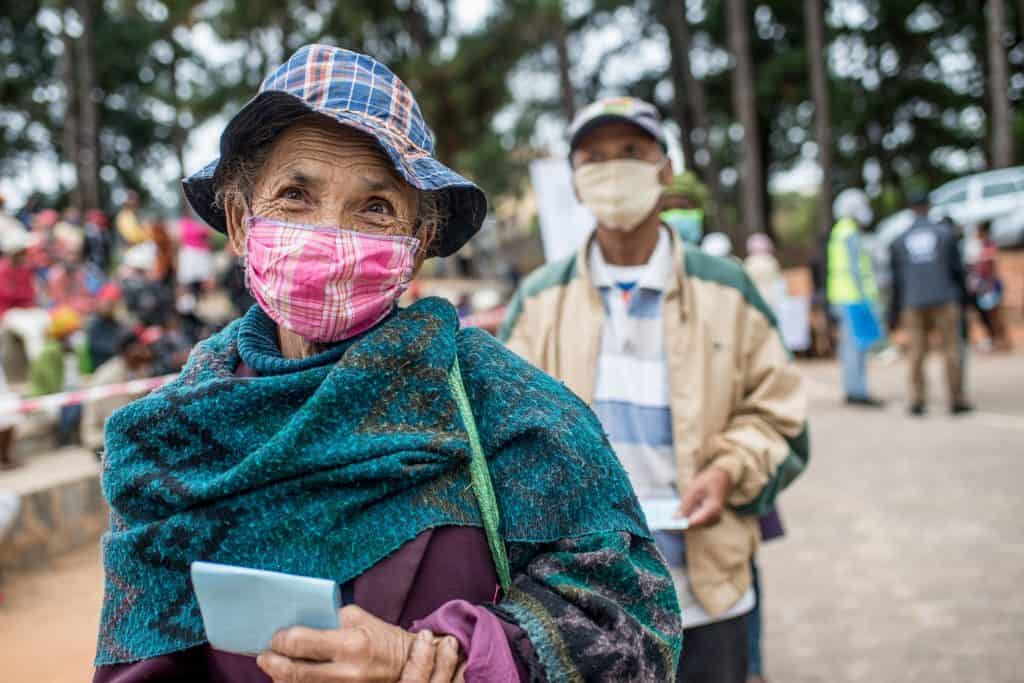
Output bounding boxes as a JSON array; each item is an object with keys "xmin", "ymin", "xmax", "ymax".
[
  {"xmin": 640, "ymin": 499, "xmax": 690, "ymax": 531},
  {"xmin": 191, "ymin": 561, "xmax": 340, "ymax": 655}
]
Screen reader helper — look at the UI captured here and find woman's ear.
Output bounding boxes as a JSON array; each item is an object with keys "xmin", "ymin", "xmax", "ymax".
[{"xmin": 224, "ymin": 197, "xmax": 248, "ymax": 256}]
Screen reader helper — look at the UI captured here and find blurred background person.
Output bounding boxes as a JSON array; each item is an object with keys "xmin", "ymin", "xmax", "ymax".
[
  {"xmin": 0, "ymin": 229, "xmax": 40, "ymax": 319},
  {"xmin": 81, "ymin": 332, "xmax": 153, "ymax": 456},
  {"xmin": 175, "ymin": 210, "xmax": 215, "ymax": 340},
  {"xmin": 968, "ymin": 221, "xmax": 1012, "ymax": 352},
  {"xmin": 83, "ymin": 209, "xmax": 112, "ymax": 272},
  {"xmin": 84, "ymin": 283, "xmax": 130, "ymax": 372},
  {"xmin": 29, "ymin": 307, "xmax": 88, "ymax": 447},
  {"xmin": 0, "ymin": 359, "xmax": 21, "ymax": 470},
  {"xmin": 889, "ymin": 191, "xmax": 972, "ymax": 416},
  {"xmin": 120, "ymin": 242, "xmax": 174, "ymax": 327},
  {"xmin": 702, "ymin": 230, "xmax": 733, "ymax": 259},
  {"xmin": 47, "ymin": 219, "xmax": 103, "ymax": 314},
  {"xmin": 827, "ymin": 188, "xmax": 885, "ymax": 408},
  {"xmin": 113, "ymin": 190, "xmax": 147, "ymax": 247},
  {"xmin": 660, "ymin": 172, "xmax": 708, "ymax": 245},
  {"xmin": 14, "ymin": 196, "xmax": 41, "ymax": 229},
  {"xmin": 148, "ymin": 219, "xmax": 176, "ymax": 286},
  {"xmin": 744, "ymin": 233, "xmax": 785, "ymax": 312},
  {"xmin": 220, "ymin": 259, "xmax": 255, "ymax": 318},
  {"xmin": 176, "ymin": 208, "xmax": 214, "ymax": 297}
]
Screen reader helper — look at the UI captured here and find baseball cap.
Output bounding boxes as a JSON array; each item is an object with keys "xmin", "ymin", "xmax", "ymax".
[
  {"xmin": 907, "ymin": 189, "xmax": 930, "ymax": 207},
  {"xmin": 568, "ymin": 96, "xmax": 666, "ymax": 155}
]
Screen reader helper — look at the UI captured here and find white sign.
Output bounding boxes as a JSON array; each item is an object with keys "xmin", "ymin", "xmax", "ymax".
[
  {"xmin": 777, "ymin": 296, "xmax": 811, "ymax": 352},
  {"xmin": 528, "ymin": 158, "xmax": 596, "ymax": 263},
  {"xmin": 640, "ymin": 498, "xmax": 690, "ymax": 531}
]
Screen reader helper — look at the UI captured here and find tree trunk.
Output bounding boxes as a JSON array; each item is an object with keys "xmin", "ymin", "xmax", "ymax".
[
  {"xmin": 726, "ymin": 0, "xmax": 765, "ymax": 239},
  {"xmin": 169, "ymin": 46, "xmax": 187, "ymax": 209},
  {"xmin": 804, "ymin": 0, "xmax": 834, "ymax": 241},
  {"xmin": 662, "ymin": 3, "xmax": 697, "ymax": 175},
  {"xmin": 663, "ymin": 0, "xmax": 728, "ymax": 230},
  {"xmin": 553, "ymin": 8, "xmax": 576, "ymax": 122},
  {"xmin": 987, "ymin": 0, "xmax": 1014, "ymax": 168},
  {"xmin": 61, "ymin": 11, "xmax": 81, "ymax": 211},
  {"xmin": 1017, "ymin": 0, "xmax": 1024, "ymax": 41},
  {"xmin": 757, "ymin": 107, "xmax": 775, "ymax": 241},
  {"xmin": 75, "ymin": 0, "xmax": 101, "ymax": 211}
]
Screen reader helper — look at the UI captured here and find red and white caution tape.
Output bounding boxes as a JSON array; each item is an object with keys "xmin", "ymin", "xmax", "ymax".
[
  {"xmin": 0, "ymin": 374, "xmax": 177, "ymax": 416},
  {"xmin": 0, "ymin": 307, "xmax": 508, "ymax": 417}
]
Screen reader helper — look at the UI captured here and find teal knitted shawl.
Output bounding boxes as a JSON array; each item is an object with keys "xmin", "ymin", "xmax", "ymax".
[{"xmin": 95, "ymin": 297, "xmax": 650, "ymax": 665}]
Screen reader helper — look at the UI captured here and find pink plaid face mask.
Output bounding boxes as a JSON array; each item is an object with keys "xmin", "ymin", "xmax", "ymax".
[{"xmin": 245, "ymin": 217, "xmax": 419, "ymax": 343}]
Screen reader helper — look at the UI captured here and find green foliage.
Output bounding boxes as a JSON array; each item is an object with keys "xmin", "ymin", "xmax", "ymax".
[
  {"xmin": 772, "ymin": 191, "xmax": 817, "ymax": 246},
  {"xmin": 0, "ymin": 0, "xmax": 1021, "ymax": 226},
  {"xmin": 0, "ymin": 1, "xmax": 59, "ymax": 169}
]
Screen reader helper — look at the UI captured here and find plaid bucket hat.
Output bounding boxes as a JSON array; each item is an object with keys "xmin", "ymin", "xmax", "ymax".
[{"xmin": 182, "ymin": 44, "xmax": 487, "ymax": 257}]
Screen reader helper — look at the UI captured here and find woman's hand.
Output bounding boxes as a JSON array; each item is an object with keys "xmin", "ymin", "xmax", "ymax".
[{"xmin": 256, "ymin": 604, "xmax": 465, "ymax": 683}]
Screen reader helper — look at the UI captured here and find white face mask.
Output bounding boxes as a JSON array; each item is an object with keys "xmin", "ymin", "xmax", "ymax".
[{"xmin": 573, "ymin": 159, "xmax": 666, "ymax": 232}]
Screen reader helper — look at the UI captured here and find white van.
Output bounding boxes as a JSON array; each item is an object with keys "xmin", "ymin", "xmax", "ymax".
[{"xmin": 930, "ymin": 166, "xmax": 1024, "ymax": 229}]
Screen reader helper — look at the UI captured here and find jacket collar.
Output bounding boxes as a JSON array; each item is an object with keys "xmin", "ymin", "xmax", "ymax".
[{"xmin": 577, "ymin": 225, "xmax": 690, "ymax": 319}]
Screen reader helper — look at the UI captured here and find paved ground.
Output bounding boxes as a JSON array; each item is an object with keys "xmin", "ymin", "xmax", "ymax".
[
  {"xmin": 760, "ymin": 350, "xmax": 1024, "ymax": 683},
  {"xmin": 0, "ymin": 350, "xmax": 1021, "ymax": 682}
]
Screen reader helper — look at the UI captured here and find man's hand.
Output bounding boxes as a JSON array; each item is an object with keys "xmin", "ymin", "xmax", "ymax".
[
  {"xmin": 679, "ymin": 466, "xmax": 733, "ymax": 529},
  {"xmin": 256, "ymin": 605, "xmax": 463, "ymax": 683}
]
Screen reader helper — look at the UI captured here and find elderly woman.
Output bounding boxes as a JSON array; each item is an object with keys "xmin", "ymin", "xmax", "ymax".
[{"xmin": 93, "ymin": 45, "xmax": 680, "ymax": 683}]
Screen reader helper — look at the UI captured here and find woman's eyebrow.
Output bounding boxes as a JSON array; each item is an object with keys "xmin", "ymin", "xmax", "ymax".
[
  {"xmin": 277, "ymin": 168, "xmax": 321, "ymax": 189},
  {"xmin": 355, "ymin": 173, "xmax": 402, "ymax": 194}
]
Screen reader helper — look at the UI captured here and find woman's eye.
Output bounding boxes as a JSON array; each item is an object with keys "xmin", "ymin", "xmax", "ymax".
[
  {"xmin": 279, "ymin": 187, "xmax": 305, "ymax": 201},
  {"xmin": 365, "ymin": 198, "xmax": 395, "ymax": 216}
]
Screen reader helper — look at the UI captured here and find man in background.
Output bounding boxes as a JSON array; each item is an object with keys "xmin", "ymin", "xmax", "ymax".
[
  {"xmin": 827, "ymin": 188, "xmax": 885, "ymax": 407},
  {"xmin": 500, "ymin": 96, "xmax": 808, "ymax": 683},
  {"xmin": 660, "ymin": 172, "xmax": 708, "ymax": 245},
  {"xmin": 888, "ymin": 191, "xmax": 971, "ymax": 416},
  {"xmin": 114, "ymin": 191, "xmax": 148, "ymax": 247}
]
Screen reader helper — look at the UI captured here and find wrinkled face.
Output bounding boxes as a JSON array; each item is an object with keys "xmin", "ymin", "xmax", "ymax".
[
  {"xmin": 225, "ymin": 116, "xmax": 420, "ymax": 255},
  {"xmin": 570, "ymin": 121, "xmax": 668, "ymax": 171}
]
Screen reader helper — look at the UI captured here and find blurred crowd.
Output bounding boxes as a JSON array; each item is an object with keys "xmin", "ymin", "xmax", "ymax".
[{"xmin": 0, "ymin": 191, "xmax": 254, "ymax": 469}]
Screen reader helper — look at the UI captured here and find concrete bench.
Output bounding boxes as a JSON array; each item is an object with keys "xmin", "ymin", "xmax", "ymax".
[{"xmin": 0, "ymin": 449, "xmax": 106, "ymax": 570}]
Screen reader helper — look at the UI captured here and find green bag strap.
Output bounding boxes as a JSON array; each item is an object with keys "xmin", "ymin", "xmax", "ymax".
[{"xmin": 447, "ymin": 355, "xmax": 513, "ymax": 595}]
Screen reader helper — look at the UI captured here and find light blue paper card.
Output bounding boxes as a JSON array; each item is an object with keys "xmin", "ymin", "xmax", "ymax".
[
  {"xmin": 191, "ymin": 561, "xmax": 341, "ymax": 656},
  {"xmin": 641, "ymin": 498, "xmax": 691, "ymax": 531}
]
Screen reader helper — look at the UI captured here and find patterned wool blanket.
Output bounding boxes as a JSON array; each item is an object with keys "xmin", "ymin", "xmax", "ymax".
[{"xmin": 96, "ymin": 298, "xmax": 680, "ymax": 679}]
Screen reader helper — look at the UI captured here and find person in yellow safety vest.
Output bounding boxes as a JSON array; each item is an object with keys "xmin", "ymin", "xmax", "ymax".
[
  {"xmin": 659, "ymin": 172, "xmax": 707, "ymax": 245},
  {"xmin": 827, "ymin": 188, "xmax": 885, "ymax": 407}
]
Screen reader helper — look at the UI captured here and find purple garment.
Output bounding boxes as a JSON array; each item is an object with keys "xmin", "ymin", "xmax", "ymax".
[
  {"xmin": 93, "ymin": 527, "xmax": 528, "ymax": 682},
  {"xmin": 758, "ymin": 507, "xmax": 785, "ymax": 542},
  {"xmin": 413, "ymin": 600, "xmax": 521, "ymax": 683}
]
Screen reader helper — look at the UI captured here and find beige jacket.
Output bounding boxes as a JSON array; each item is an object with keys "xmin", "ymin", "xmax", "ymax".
[{"xmin": 499, "ymin": 231, "xmax": 809, "ymax": 616}]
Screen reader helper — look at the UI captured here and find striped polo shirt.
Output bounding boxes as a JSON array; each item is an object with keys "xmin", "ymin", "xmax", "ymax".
[
  {"xmin": 590, "ymin": 229, "xmax": 676, "ymax": 500},
  {"xmin": 590, "ymin": 228, "xmax": 755, "ymax": 629}
]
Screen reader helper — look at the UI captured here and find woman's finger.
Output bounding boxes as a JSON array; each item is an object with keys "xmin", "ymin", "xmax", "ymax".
[
  {"xmin": 269, "ymin": 626, "xmax": 340, "ymax": 662},
  {"xmin": 398, "ymin": 630, "xmax": 436, "ymax": 682},
  {"xmin": 428, "ymin": 635, "xmax": 462, "ymax": 683},
  {"xmin": 257, "ymin": 652, "xmax": 340, "ymax": 683},
  {"xmin": 257, "ymin": 651, "xmax": 304, "ymax": 682}
]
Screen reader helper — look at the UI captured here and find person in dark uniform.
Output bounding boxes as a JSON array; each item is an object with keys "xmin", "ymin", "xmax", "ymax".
[{"xmin": 888, "ymin": 191, "xmax": 972, "ymax": 416}]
